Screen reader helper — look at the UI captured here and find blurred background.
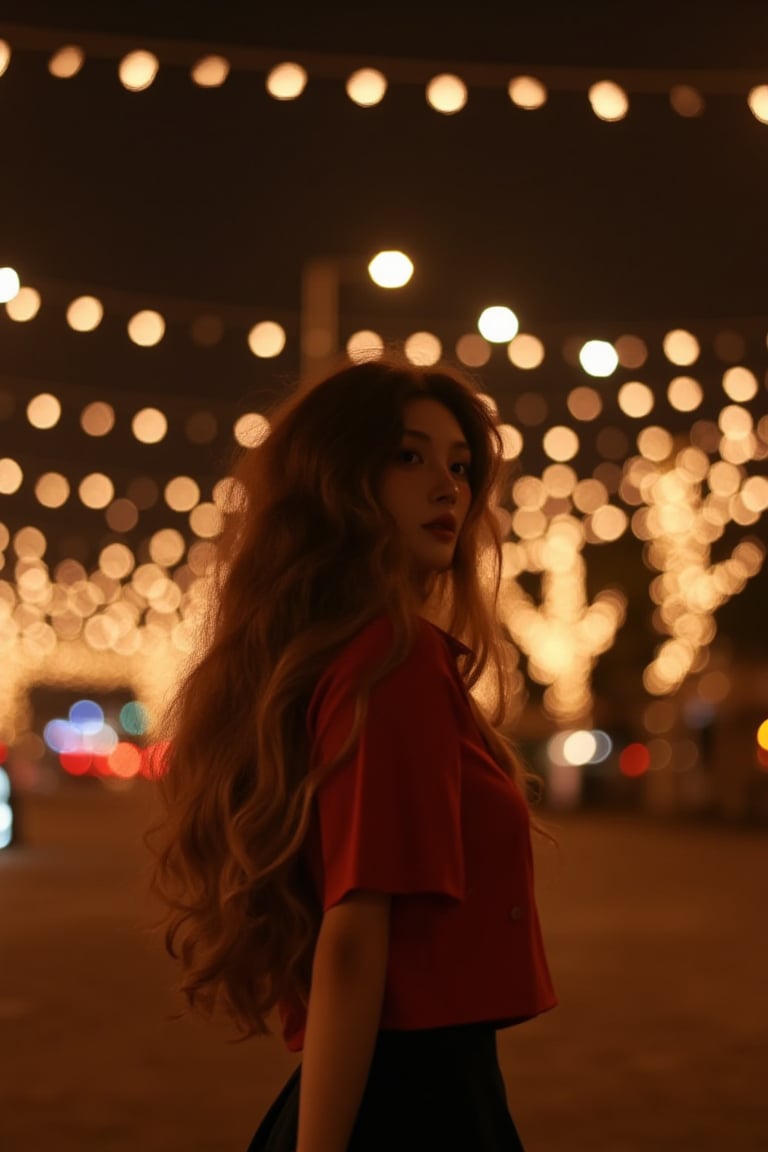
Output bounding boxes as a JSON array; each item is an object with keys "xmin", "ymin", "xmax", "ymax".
[{"xmin": 0, "ymin": 3, "xmax": 766, "ymax": 1150}]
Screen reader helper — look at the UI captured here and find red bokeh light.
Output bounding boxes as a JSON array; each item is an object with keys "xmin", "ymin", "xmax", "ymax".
[
  {"xmin": 91, "ymin": 755, "xmax": 113, "ymax": 777},
  {"xmin": 619, "ymin": 742, "xmax": 651, "ymax": 777},
  {"xmin": 59, "ymin": 751, "xmax": 93, "ymax": 776}
]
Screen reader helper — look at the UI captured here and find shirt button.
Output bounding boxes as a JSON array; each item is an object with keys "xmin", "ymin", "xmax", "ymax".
[{"xmin": 508, "ymin": 906, "xmax": 522, "ymax": 921}]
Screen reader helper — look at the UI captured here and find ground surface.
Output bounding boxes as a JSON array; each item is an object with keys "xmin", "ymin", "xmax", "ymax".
[{"xmin": 1, "ymin": 782, "xmax": 766, "ymax": 1151}]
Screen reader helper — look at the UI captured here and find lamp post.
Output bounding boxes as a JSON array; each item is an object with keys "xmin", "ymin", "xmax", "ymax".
[{"xmin": 299, "ymin": 251, "xmax": 414, "ymax": 379}]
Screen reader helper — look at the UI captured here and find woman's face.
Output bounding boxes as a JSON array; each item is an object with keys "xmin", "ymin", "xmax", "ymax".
[{"xmin": 378, "ymin": 397, "xmax": 473, "ymax": 584}]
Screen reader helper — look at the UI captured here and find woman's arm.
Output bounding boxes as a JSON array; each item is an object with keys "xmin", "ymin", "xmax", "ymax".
[{"xmin": 296, "ymin": 889, "xmax": 392, "ymax": 1152}]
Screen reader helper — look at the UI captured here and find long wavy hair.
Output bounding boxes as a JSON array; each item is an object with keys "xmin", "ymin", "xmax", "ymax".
[{"xmin": 146, "ymin": 351, "xmax": 553, "ymax": 1042}]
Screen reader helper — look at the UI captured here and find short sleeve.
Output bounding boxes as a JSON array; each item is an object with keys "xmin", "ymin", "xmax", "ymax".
[{"xmin": 309, "ymin": 622, "xmax": 466, "ymax": 911}]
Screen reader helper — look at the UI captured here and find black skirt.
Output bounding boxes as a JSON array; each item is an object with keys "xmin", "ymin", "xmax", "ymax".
[{"xmin": 246, "ymin": 1021, "xmax": 526, "ymax": 1151}]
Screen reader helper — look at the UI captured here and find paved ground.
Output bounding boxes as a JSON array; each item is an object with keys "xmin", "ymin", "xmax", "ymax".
[{"xmin": 1, "ymin": 780, "xmax": 766, "ymax": 1152}]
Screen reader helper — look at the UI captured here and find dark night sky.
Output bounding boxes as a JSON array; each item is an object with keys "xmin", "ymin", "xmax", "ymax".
[
  {"xmin": 0, "ymin": 1, "xmax": 766, "ymax": 674},
  {"xmin": 2, "ymin": 0, "xmax": 768, "ymax": 324}
]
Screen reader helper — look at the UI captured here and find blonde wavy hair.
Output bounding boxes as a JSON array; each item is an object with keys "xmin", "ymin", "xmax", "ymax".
[{"xmin": 146, "ymin": 351, "xmax": 554, "ymax": 1042}]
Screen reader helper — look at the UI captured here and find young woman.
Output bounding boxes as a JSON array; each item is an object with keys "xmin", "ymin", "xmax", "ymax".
[{"xmin": 148, "ymin": 352, "xmax": 558, "ymax": 1151}]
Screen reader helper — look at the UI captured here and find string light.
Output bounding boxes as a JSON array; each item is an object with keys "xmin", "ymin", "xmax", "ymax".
[
  {"xmin": 6, "ymin": 287, "xmax": 41, "ymax": 321},
  {"xmin": 67, "ymin": 296, "xmax": 103, "ymax": 332},
  {"xmin": 588, "ymin": 81, "xmax": 629, "ymax": 121},
  {"xmin": 0, "ymin": 267, "xmax": 20, "ymax": 303},
  {"xmin": 347, "ymin": 330, "xmax": 384, "ymax": 361},
  {"xmin": 368, "ymin": 251, "xmax": 413, "ymax": 288},
  {"xmin": 118, "ymin": 50, "xmax": 159, "ymax": 92},
  {"xmin": 247, "ymin": 321, "xmax": 286, "ymax": 357},
  {"xmin": 265, "ymin": 63, "xmax": 307, "ymax": 100},
  {"xmin": 346, "ymin": 68, "xmax": 387, "ymax": 107},
  {"xmin": 426, "ymin": 73, "xmax": 467, "ymax": 114},
  {"xmin": 456, "ymin": 334, "xmax": 491, "ymax": 367},
  {"xmin": 190, "ymin": 55, "xmax": 230, "ymax": 87},
  {"xmin": 747, "ymin": 85, "xmax": 768, "ymax": 124},
  {"xmin": 579, "ymin": 339, "xmax": 619, "ymax": 377},
  {"xmin": 48, "ymin": 46, "xmax": 85, "ymax": 78},
  {"xmin": 507, "ymin": 333, "xmax": 545, "ymax": 369},
  {"xmin": 508, "ymin": 76, "xmax": 547, "ymax": 109},
  {"xmin": 404, "ymin": 331, "xmax": 441, "ymax": 365},
  {"xmin": 127, "ymin": 310, "xmax": 165, "ymax": 347},
  {"xmin": 478, "ymin": 306, "xmax": 519, "ymax": 343},
  {"xmin": 2, "ymin": 30, "xmax": 762, "ymax": 121}
]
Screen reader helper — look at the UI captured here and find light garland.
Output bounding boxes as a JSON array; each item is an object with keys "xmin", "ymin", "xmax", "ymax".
[
  {"xmin": 1, "ymin": 23, "xmax": 768, "ymax": 122},
  {"xmin": 4, "ymin": 270, "xmax": 768, "ymax": 389}
]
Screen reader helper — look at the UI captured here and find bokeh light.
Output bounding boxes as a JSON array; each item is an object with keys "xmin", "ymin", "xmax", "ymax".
[
  {"xmin": 619, "ymin": 743, "xmax": 650, "ymax": 777},
  {"xmin": 132, "ymin": 408, "xmax": 168, "ymax": 444},
  {"xmin": 579, "ymin": 340, "xmax": 618, "ymax": 377},
  {"xmin": 67, "ymin": 295, "xmax": 103, "ymax": 332},
  {"xmin": 247, "ymin": 321, "xmax": 286, "ymax": 357},
  {"xmin": 35, "ymin": 473, "xmax": 70, "ymax": 508},
  {"xmin": 404, "ymin": 332, "xmax": 442, "ymax": 365},
  {"xmin": 119, "ymin": 50, "xmax": 159, "ymax": 92},
  {"xmin": 368, "ymin": 251, "xmax": 413, "ymax": 288},
  {"xmin": 747, "ymin": 85, "xmax": 768, "ymax": 124},
  {"xmin": 346, "ymin": 68, "xmax": 387, "ymax": 106},
  {"xmin": 507, "ymin": 333, "xmax": 544, "ymax": 368},
  {"xmin": 588, "ymin": 81, "xmax": 629, "ymax": 121},
  {"xmin": 670, "ymin": 84, "xmax": 705, "ymax": 117},
  {"xmin": 49, "ymin": 46, "xmax": 85, "ymax": 78},
  {"xmin": 667, "ymin": 376, "xmax": 703, "ymax": 412},
  {"xmin": 265, "ymin": 62, "xmax": 307, "ymax": 100},
  {"xmin": 663, "ymin": 329, "xmax": 699, "ymax": 366},
  {"xmin": 478, "ymin": 306, "xmax": 519, "ymax": 343},
  {"xmin": 127, "ymin": 310, "xmax": 165, "ymax": 347},
  {"xmin": 426, "ymin": 73, "xmax": 467, "ymax": 114},
  {"xmin": 81, "ymin": 401, "xmax": 116, "ymax": 437},
  {"xmin": 6, "ymin": 286, "xmax": 41, "ymax": 321},
  {"xmin": 190, "ymin": 55, "xmax": 230, "ymax": 87},
  {"xmin": 456, "ymin": 334, "xmax": 491, "ymax": 367},
  {"xmin": 508, "ymin": 75, "xmax": 547, "ymax": 109},
  {"xmin": 0, "ymin": 267, "xmax": 20, "ymax": 303},
  {"xmin": 234, "ymin": 413, "xmax": 270, "ymax": 448},
  {"xmin": 27, "ymin": 393, "xmax": 62, "ymax": 429},
  {"xmin": 347, "ymin": 330, "xmax": 384, "ymax": 361}
]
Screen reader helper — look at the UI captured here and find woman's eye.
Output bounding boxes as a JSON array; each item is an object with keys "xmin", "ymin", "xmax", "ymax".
[{"xmin": 395, "ymin": 450, "xmax": 471, "ymax": 475}]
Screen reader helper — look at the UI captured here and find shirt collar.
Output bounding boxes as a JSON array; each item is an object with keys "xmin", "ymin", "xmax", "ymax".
[{"xmin": 423, "ymin": 619, "xmax": 473, "ymax": 659}]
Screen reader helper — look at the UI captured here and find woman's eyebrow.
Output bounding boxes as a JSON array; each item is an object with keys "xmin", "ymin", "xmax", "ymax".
[{"xmin": 402, "ymin": 429, "xmax": 472, "ymax": 452}]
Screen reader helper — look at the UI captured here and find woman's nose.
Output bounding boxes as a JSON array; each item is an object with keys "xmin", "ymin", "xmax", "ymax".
[{"xmin": 432, "ymin": 467, "xmax": 459, "ymax": 498}]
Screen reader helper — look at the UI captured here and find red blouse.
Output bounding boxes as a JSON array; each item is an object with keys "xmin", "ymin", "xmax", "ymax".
[{"xmin": 278, "ymin": 613, "xmax": 557, "ymax": 1052}]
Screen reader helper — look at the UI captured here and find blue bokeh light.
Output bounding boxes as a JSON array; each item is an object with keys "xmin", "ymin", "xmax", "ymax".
[
  {"xmin": 69, "ymin": 699, "xmax": 105, "ymax": 735},
  {"xmin": 43, "ymin": 719, "xmax": 82, "ymax": 754}
]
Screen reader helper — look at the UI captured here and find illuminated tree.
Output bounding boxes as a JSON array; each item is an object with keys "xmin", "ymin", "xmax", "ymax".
[
  {"xmin": 497, "ymin": 463, "xmax": 627, "ymax": 727},
  {"xmin": 620, "ymin": 425, "xmax": 767, "ymax": 697}
]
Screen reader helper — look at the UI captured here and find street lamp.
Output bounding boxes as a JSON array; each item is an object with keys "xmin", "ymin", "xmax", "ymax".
[{"xmin": 300, "ymin": 250, "xmax": 413, "ymax": 378}]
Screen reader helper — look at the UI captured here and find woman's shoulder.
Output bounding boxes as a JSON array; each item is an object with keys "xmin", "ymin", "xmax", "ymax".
[
  {"xmin": 310, "ymin": 613, "xmax": 448, "ymax": 703},
  {"xmin": 306, "ymin": 613, "xmax": 472, "ymax": 738},
  {"xmin": 334, "ymin": 612, "xmax": 471, "ymax": 674},
  {"xmin": 326, "ymin": 612, "xmax": 431, "ymax": 678}
]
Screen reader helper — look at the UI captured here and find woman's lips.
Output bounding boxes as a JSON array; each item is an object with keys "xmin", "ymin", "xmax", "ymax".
[{"xmin": 423, "ymin": 525, "xmax": 455, "ymax": 541}]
